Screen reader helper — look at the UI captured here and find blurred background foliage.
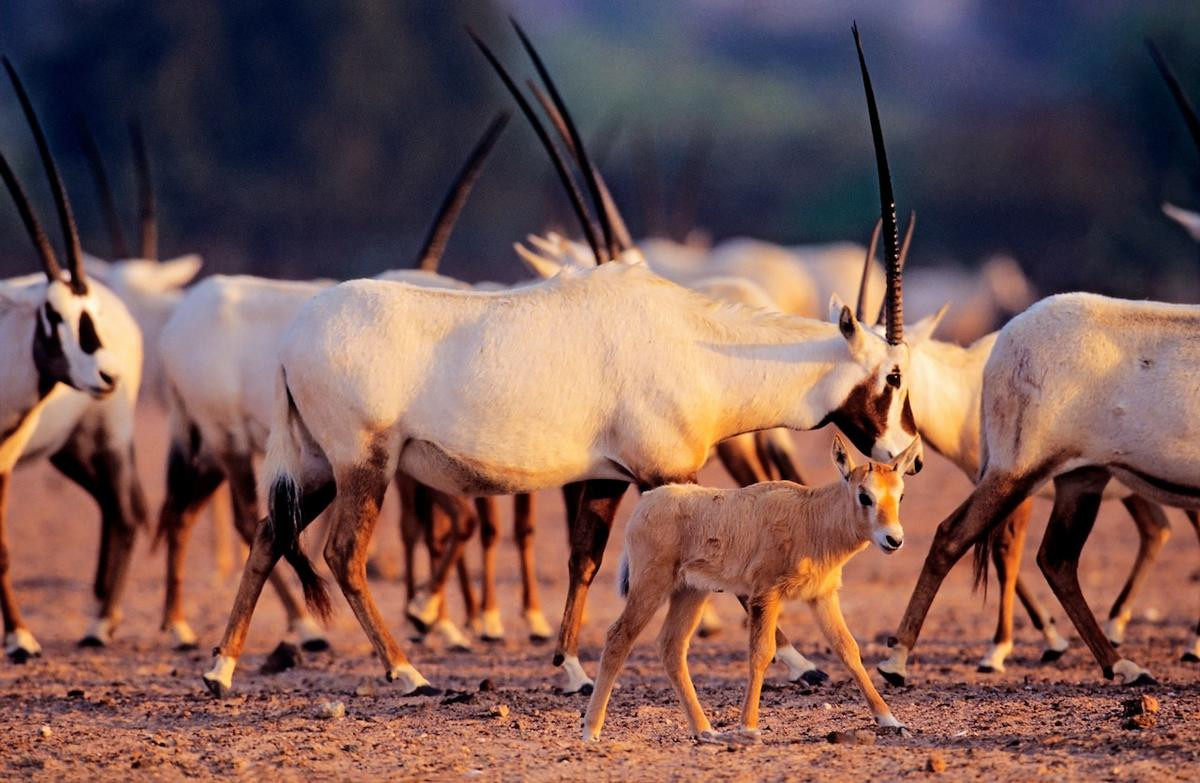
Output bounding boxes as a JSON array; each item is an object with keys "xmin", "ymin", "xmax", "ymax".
[{"xmin": 0, "ymin": 0, "xmax": 1199, "ymax": 297}]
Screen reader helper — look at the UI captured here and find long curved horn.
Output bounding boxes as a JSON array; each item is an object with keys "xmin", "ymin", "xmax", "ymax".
[
  {"xmin": 76, "ymin": 116, "xmax": 129, "ymax": 259},
  {"xmin": 416, "ymin": 111, "xmax": 510, "ymax": 272},
  {"xmin": 4, "ymin": 57, "xmax": 87, "ymax": 293},
  {"xmin": 526, "ymin": 79, "xmax": 634, "ymax": 252},
  {"xmin": 0, "ymin": 150, "xmax": 61, "ymax": 281},
  {"xmin": 855, "ymin": 218, "xmax": 881, "ymax": 322},
  {"xmin": 129, "ymin": 118, "xmax": 157, "ymax": 260},
  {"xmin": 468, "ymin": 29, "xmax": 606, "ymax": 266},
  {"xmin": 852, "ymin": 24, "xmax": 902, "ymax": 344},
  {"xmin": 1147, "ymin": 39, "xmax": 1200, "ymax": 158},
  {"xmin": 511, "ymin": 18, "xmax": 620, "ymax": 261},
  {"xmin": 876, "ymin": 211, "xmax": 915, "ymax": 325}
]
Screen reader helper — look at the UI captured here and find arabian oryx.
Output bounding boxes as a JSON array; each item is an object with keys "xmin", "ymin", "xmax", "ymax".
[
  {"xmin": 202, "ymin": 20, "xmax": 922, "ymax": 698},
  {"xmin": 158, "ymin": 113, "xmax": 519, "ymax": 654},
  {"xmin": 583, "ymin": 434, "xmax": 920, "ymax": 744},
  {"xmin": 0, "ymin": 59, "xmax": 145, "ymax": 661},
  {"xmin": 878, "ymin": 41, "xmax": 1200, "ymax": 690}
]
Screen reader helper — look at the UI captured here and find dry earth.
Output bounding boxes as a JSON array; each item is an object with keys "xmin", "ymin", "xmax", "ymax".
[{"xmin": 1, "ymin": 409, "xmax": 1198, "ymax": 781}]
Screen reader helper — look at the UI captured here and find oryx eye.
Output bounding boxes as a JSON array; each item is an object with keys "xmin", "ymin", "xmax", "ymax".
[
  {"xmin": 43, "ymin": 303, "xmax": 62, "ymax": 327},
  {"xmin": 78, "ymin": 312, "xmax": 102, "ymax": 354},
  {"xmin": 886, "ymin": 370, "xmax": 901, "ymax": 388},
  {"xmin": 858, "ymin": 491, "xmax": 873, "ymax": 507}
]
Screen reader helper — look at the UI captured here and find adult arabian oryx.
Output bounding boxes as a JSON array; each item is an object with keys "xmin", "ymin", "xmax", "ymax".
[
  {"xmin": 203, "ymin": 21, "xmax": 922, "ymax": 698},
  {"xmin": 878, "ymin": 39, "xmax": 1200, "ymax": 691},
  {"xmin": 0, "ymin": 59, "xmax": 144, "ymax": 660}
]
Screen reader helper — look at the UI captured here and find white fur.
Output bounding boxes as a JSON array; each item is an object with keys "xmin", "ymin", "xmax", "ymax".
[
  {"xmin": 523, "ymin": 608, "xmax": 553, "ymax": 640},
  {"xmin": 386, "ymin": 663, "xmax": 432, "ymax": 694},
  {"xmin": 4, "ymin": 627, "xmax": 41, "ymax": 657},
  {"xmin": 774, "ymin": 644, "xmax": 818, "ymax": 679},
  {"xmin": 204, "ymin": 654, "xmax": 238, "ymax": 690},
  {"xmin": 560, "ymin": 654, "xmax": 593, "ymax": 694}
]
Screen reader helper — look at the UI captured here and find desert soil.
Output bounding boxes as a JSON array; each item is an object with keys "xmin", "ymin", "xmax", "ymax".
[{"xmin": 1, "ymin": 409, "xmax": 1198, "ymax": 782}]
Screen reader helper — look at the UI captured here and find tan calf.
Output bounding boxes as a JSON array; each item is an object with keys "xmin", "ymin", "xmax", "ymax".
[{"xmin": 583, "ymin": 434, "xmax": 920, "ymax": 744}]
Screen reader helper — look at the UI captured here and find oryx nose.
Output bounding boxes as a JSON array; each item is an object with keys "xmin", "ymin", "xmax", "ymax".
[
  {"xmin": 885, "ymin": 535, "xmax": 903, "ymax": 550},
  {"xmin": 99, "ymin": 371, "xmax": 116, "ymax": 387}
]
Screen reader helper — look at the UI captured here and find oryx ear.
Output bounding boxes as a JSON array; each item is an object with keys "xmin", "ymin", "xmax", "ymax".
[
  {"xmin": 830, "ymin": 293, "xmax": 864, "ymax": 351},
  {"xmin": 153, "ymin": 254, "xmax": 203, "ymax": 289},
  {"xmin": 891, "ymin": 434, "xmax": 924, "ymax": 476},
  {"xmin": 831, "ymin": 433, "xmax": 855, "ymax": 480},
  {"xmin": 514, "ymin": 241, "xmax": 566, "ymax": 279},
  {"xmin": 1163, "ymin": 202, "xmax": 1200, "ymax": 242},
  {"xmin": 907, "ymin": 303, "xmax": 949, "ymax": 345}
]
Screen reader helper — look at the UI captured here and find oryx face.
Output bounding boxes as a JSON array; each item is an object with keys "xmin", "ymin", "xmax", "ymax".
[
  {"xmin": 832, "ymin": 433, "xmax": 919, "ymax": 554},
  {"xmin": 35, "ymin": 278, "xmax": 118, "ymax": 397}
]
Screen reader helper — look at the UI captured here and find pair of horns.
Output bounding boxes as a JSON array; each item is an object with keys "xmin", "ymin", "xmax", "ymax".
[
  {"xmin": 77, "ymin": 117, "xmax": 157, "ymax": 260},
  {"xmin": 0, "ymin": 57, "xmax": 87, "ymax": 293},
  {"xmin": 854, "ymin": 212, "xmax": 915, "ymax": 324},
  {"xmin": 1148, "ymin": 39, "xmax": 1200, "ymax": 160},
  {"xmin": 853, "ymin": 23, "xmax": 905, "ymax": 345},
  {"xmin": 470, "ymin": 19, "xmax": 630, "ymax": 265}
]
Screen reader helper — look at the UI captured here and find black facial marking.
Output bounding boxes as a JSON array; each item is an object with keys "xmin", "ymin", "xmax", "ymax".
[
  {"xmin": 817, "ymin": 375, "xmax": 894, "ymax": 457},
  {"xmin": 43, "ymin": 302, "xmax": 61, "ymax": 333},
  {"xmin": 78, "ymin": 311, "xmax": 102, "ymax": 354},
  {"xmin": 858, "ymin": 491, "xmax": 873, "ymax": 507},
  {"xmin": 31, "ymin": 309, "xmax": 67, "ymax": 396}
]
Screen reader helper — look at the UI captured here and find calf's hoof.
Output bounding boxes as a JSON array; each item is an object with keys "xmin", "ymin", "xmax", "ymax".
[
  {"xmin": 301, "ymin": 638, "xmax": 331, "ymax": 653},
  {"xmin": 1181, "ymin": 651, "xmax": 1200, "ymax": 663},
  {"xmin": 8, "ymin": 647, "xmax": 37, "ymax": 664},
  {"xmin": 800, "ymin": 669, "xmax": 829, "ymax": 686},
  {"xmin": 1040, "ymin": 648, "xmax": 1066, "ymax": 663}
]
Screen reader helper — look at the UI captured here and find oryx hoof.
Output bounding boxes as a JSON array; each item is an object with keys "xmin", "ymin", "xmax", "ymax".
[
  {"xmin": 1040, "ymin": 648, "xmax": 1066, "ymax": 663},
  {"xmin": 1181, "ymin": 652, "xmax": 1200, "ymax": 663},
  {"xmin": 406, "ymin": 613, "xmax": 432, "ymax": 635},
  {"xmin": 405, "ymin": 684, "xmax": 442, "ymax": 698},
  {"xmin": 800, "ymin": 669, "xmax": 829, "ymax": 686},
  {"xmin": 878, "ymin": 668, "xmax": 906, "ymax": 687},
  {"xmin": 174, "ymin": 641, "xmax": 200, "ymax": 652},
  {"xmin": 78, "ymin": 635, "xmax": 106, "ymax": 648},
  {"xmin": 1126, "ymin": 673, "xmax": 1159, "ymax": 687},
  {"xmin": 976, "ymin": 664, "xmax": 998, "ymax": 674},
  {"xmin": 300, "ymin": 638, "xmax": 331, "ymax": 653},
  {"xmin": 480, "ymin": 633, "xmax": 505, "ymax": 644},
  {"xmin": 202, "ymin": 675, "xmax": 232, "ymax": 699},
  {"xmin": 8, "ymin": 647, "xmax": 38, "ymax": 664},
  {"xmin": 529, "ymin": 632, "xmax": 552, "ymax": 645},
  {"xmin": 697, "ymin": 626, "xmax": 722, "ymax": 639}
]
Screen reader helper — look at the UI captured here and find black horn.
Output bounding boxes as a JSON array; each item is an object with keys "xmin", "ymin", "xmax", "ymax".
[
  {"xmin": 855, "ymin": 218, "xmax": 881, "ymax": 323},
  {"xmin": 468, "ymin": 28, "xmax": 607, "ymax": 266},
  {"xmin": 4, "ymin": 57, "xmax": 87, "ymax": 293},
  {"xmin": 852, "ymin": 24, "xmax": 903, "ymax": 344},
  {"xmin": 876, "ymin": 211, "xmax": 915, "ymax": 326},
  {"xmin": 0, "ymin": 150, "xmax": 62, "ymax": 281},
  {"xmin": 129, "ymin": 118, "xmax": 157, "ymax": 260},
  {"xmin": 511, "ymin": 18, "xmax": 621, "ymax": 261},
  {"xmin": 416, "ymin": 110, "xmax": 510, "ymax": 272},
  {"xmin": 1147, "ymin": 39, "xmax": 1200, "ymax": 159},
  {"xmin": 76, "ymin": 116, "xmax": 129, "ymax": 259}
]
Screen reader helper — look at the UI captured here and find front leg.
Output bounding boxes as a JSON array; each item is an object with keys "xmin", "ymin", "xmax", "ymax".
[
  {"xmin": 739, "ymin": 591, "xmax": 782, "ymax": 736},
  {"xmin": 811, "ymin": 591, "xmax": 902, "ymax": 730}
]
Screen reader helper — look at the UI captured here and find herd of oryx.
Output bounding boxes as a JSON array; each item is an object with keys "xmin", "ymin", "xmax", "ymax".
[{"xmin": 2, "ymin": 20, "xmax": 1200, "ymax": 744}]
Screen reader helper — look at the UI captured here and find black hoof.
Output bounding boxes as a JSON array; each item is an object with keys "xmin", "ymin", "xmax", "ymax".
[
  {"xmin": 174, "ymin": 642, "xmax": 200, "ymax": 653},
  {"xmin": 8, "ymin": 648, "xmax": 36, "ymax": 664},
  {"xmin": 406, "ymin": 614, "xmax": 432, "ymax": 635},
  {"xmin": 976, "ymin": 665, "xmax": 997, "ymax": 674},
  {"xmin": 78, "ymin": 636, "xmax": 105, "ymax": 649},
  {"xmin": 697, "ymin": 626, "xmax": 722, "ymax": 639},
  {"xmin": 1040, "ymin": 648, "xmax": 1065, "ymax": 663},
  {"xmin": 1128, "ymin": 673, "xmax": 1159, "ymax": 687},
  {"xmin": 529, "ymin": 634, "xmax": 552, "ymax": 645},
  {"xmin": 449, "ymin": 643, "xmax": 472, "ymax": 653},
  {"xmin": 800, "ymin": 669, "xmax": 829, "ymax": 686},
  {"xmin": 202, "ymin": 676, "xmax": 231, "ymax": 699},
  {"xmin": 878, "ymin": 669, "xmax": 906, "ymax": 687},
  {"xmin": 1109, "ymin": 640, "xmax": 1121, "ymax": 649},
  {"xmin": 406, "ymin": 684, "xmax": 442, "ymax": 697},
  {"xmin": 480, "ymin": 635, "xmax": 505, "ymax": 645},
  {"xmin": 579, "ymin": 683, "xmax": 594, "ymax": 696},
  {"xmin": 1181, "ymin": 652, "xmax": 1200, "ymax": 663},
  {"xmin": 300, "ymin": 638, "xmax": 331, "ymax": 653}
]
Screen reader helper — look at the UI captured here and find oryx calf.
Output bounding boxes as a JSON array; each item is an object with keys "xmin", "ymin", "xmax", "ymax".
[{"xmin": 583, "ymin": 434, "xmax": 920, "ymax": 743}]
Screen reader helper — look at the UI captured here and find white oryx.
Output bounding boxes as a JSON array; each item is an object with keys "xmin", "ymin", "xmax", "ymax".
[
  {"xmin": 202, "ymin": 21, "xmax": 922, "ymax": 698},
  {"xmin": 157, "ymin": 113, "xmax": 525, "ymax": 654},
  {"xmin": 0, "ymin": 59, "xmax": 145, "ymax": 660}
]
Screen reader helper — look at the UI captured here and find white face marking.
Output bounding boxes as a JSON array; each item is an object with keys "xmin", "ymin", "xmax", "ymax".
[{"xmin": 42, "ymin": 280, "xmax": 120, "ymax": 396}]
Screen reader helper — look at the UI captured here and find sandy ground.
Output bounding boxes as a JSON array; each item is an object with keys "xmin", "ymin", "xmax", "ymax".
[{"xmin": 2, "ymin": 408, "xmax": 1199, "ymax": 782}]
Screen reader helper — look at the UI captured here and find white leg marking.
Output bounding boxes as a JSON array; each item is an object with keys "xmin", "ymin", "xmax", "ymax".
[
  {"xmin": 1184, "ymin": 633, "xmax": 1200, "ymax": 661},
  {"xmin": 480, "ymin": 608, "xmax": 505, "ymax": 640},
  {"xmin": 204, "ymin": 655, "xmax": 238, "ymax": 690},
  {"xmin": 523, "ymin": 609, "xmax": 553, "ymax": 640},
  {"xmin": 167, "ymin": 620, "xmax": 198, "ymax": 649},
  {"xmin": 5, "ymin": 628, "xmax": 42, "ymax": 657},
  {"xmin": 775, "ymin": 644, "xmax": 816, "ymax": 679},
  {"xmin": 1043, "ymin": 623, "xmax": 1070, "ymax": 654},
  {"xmin": 386, "ymin": 663, "xmax": 432, "ymax": 694},
  {"xmin": 874, "ymin": 712, "xmax": 902, "ymax": 729},
  {"xmin": 84, "ymin": 616, "xmax": 117, "ymax": 646},
  {"xmin": 1112, "ymin": 657, "xmax": 1154, "ymax": 684},
  {"xmin": 698, "ymin": 603, "xmax": 723, "ymax": 635},
  {"xmin": 878, "ymin": 644, "xmax": 909, "ymax": 682},
  {"xmin": 1105, "ymin": 612, "xmax": 1131, "ymax": 646},
  {"xmin": 431, "ymin": 618, "xmax": 472, "ymax": 651},
  {"xmin": 406, "ymin": 590, "xmax": 442, "ymax": 629},
  {"xmin": 560, "ymin": 655, "xmax": 594, "ymax": 694},
  {"xmin": 292, "ymin": 616, "xmax": 326, "ymax": 645},
  {"xmin": 977, "ymin": 640, "xmax": 1013, "ymax": 672}
]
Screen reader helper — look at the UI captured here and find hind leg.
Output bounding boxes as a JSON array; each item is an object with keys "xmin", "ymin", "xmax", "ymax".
[
  {"xmin": 222, "ymin": 452, "xmax": 328, "ymax": 653},
  {"xmin": 1184, "ymin": 511, "xmax": 1200, "ymax": 662},
  {"xmin": 1105, "ymin": 495, "xmax": 1170, "ymax": 647},
  {"xmin": 476, "ymin": 496, "xmax": 504, "ymax": 642},
  {"xmin": 978, "ymin": 501, "xmax": 1032, "ymax": 673},
  {"xmin": 513, "ymin": 493, "xmax": 552, "ymax": 642},
  {"xmin": 0, "ymin": 472, "xmax": 39, "ymax": 663},
  {"xmin": 325, "ymin": 465, "xmax": 437, "ymax": 695},
  {"xmin": 1037, "ymin": 468, "xmax": 1153, "ymax": 684},
  {"xmin": 209, "ymin": 484, "xmax": 237, "ymax": 584},
  {"xmin": 660, "ymin": 587, "xmax": 725, "ymax": 742},
  {"xmin": 406, "ymin": 484, "xmax": 474, "ymax": 650}
]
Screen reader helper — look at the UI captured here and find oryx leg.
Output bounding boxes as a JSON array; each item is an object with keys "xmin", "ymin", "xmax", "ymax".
[
  {"xmin": 755, "ymin": 428, "xmax": 806, "ymax": 485},
  {"xmin": 882, "ymin": 469, "xmax": 1043, "ymax": 686},
  {"xmin": 157, "ymin": 443, "xmax": 225, "ymax": 650},
  {"xmin": 209, "ymin": 483, "xmax": 237, "ymax": 583},
  {"xmin": 1105, "ymin": 495, "xmax": 1170, "ymax": 647},
  {"xmin": 660, "ymin": 587, "xmax": 722, "ymax": 742},
  {"xmin": 734, "ymin": 591, "xmax": 782, "ymax": 741},
  {"xmin": 222, "ymin": 451, "xmax": 328, "ymax": 653},
  {"xmin": 203, "ymin": 482, "xmax": 334, "ymax": 697},
  {"xmin": 1014, "ymin": 573, "xmax": 1069, "ymax": 662},
  {"xmin": 979, "ymin": 500, "xmax": 1036, "ymax": 673},
  {"xmin": 735, "ymin": 593, "xmax": 826, "ymax": 685},
  {"xmin": 476, "ymin": 495, "xmax": 504, "ymax": 641},
  {"xmin": 811, "ymin": 591, "xmax": 901, "ymax": 729},
  {"xmin": 1184, "ymin": 511, "xmax": 1200, "ymax": 662},
  {"xmin": 324, "ymin": 463, "xmax": 438, "ymax": 695},
  {"xmin": 514, "ymin": 492, "xmax": 552, "ymax": 642},
  {"xmin": 582, "ymin": 559, "xmax": 674, "ymax": 741},
  {"xmin": 0, "ymin": 472, "xmax": 38, "ymax": 663},
  {"xmin": 716, "ymin": 434, "xmax": 768, "ymax": 487},
  {"xmin": 554, "ymin": 478, "xmax": 628, "ymax": 694},
  {"xmin": 1037, "ymin": 468, "xmax": 1155, "ymax": 685},
  {"xmin": 405, "ymin": 483, "xmax": 474, "ymax": 650}
]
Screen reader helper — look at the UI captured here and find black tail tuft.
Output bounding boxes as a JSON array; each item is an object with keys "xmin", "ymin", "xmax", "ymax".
[
  {"xmin": 269, "ymin": 475, "xmax": 332, "ymax": 622},
  {"xmin": 618, "ymin": 553, "xmax": 631, "ymax": 598},
  {"xmin": 971, "ymin": 524, "xmax": 999, "ymax": 599}
]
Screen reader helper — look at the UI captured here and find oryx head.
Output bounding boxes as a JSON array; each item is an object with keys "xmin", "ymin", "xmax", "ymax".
[
  {"xmin": 0, "ymin": 58, "xmax": 119, "ymax": 397},
  {"xmin": 832, "ymin": 433, "xmax": 919, "ymax": 554}
]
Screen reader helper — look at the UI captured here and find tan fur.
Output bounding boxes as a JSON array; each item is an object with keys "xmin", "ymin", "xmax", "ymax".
[{"xmin": 583, "ymin": 434, "xmax": 919, "ymax": 743}]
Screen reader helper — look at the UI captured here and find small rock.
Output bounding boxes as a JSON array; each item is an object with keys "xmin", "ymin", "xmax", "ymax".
[
  {"xmin": 1122, "ymin": 714, "xmax": 1156, "ymax": 731},
  {"xmin": 441, "ymin": 690, "xmax": 474, "ymax": 705},
  {"xmin": 319, "ymin": 701, "xmax": 346, "ymax": 720},
  {"xmin": 354, "ymin": 681, "xmax": 376, "ymax": 698},
  {"xmin": 826, "ymin": 730, "xmax": 875, "ymax": 745},
  {"xmin": 1122, "ymin": 695, "xmax": 1160, "ymax": 717},
  {"xmin": 67, "ymin": 689, "xmax": 85, "ymax": 699},
  {"xmin": 260, "ymin": 642, "xmax": 302, "ymax": 675},
  {"xmin": 479, "ymin": 678, "xmax": 494, "ymax": 692},
  {"xmin": 925, "ymin": 752, "xmax": 947, "ymax": 773},
  {"xmin": 490, "ymin": 704, "xmax": 510, "ymax": 719},
  {"xmin": 38, "ymin": 726, "xmax": 52, "ymax": 739}
]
